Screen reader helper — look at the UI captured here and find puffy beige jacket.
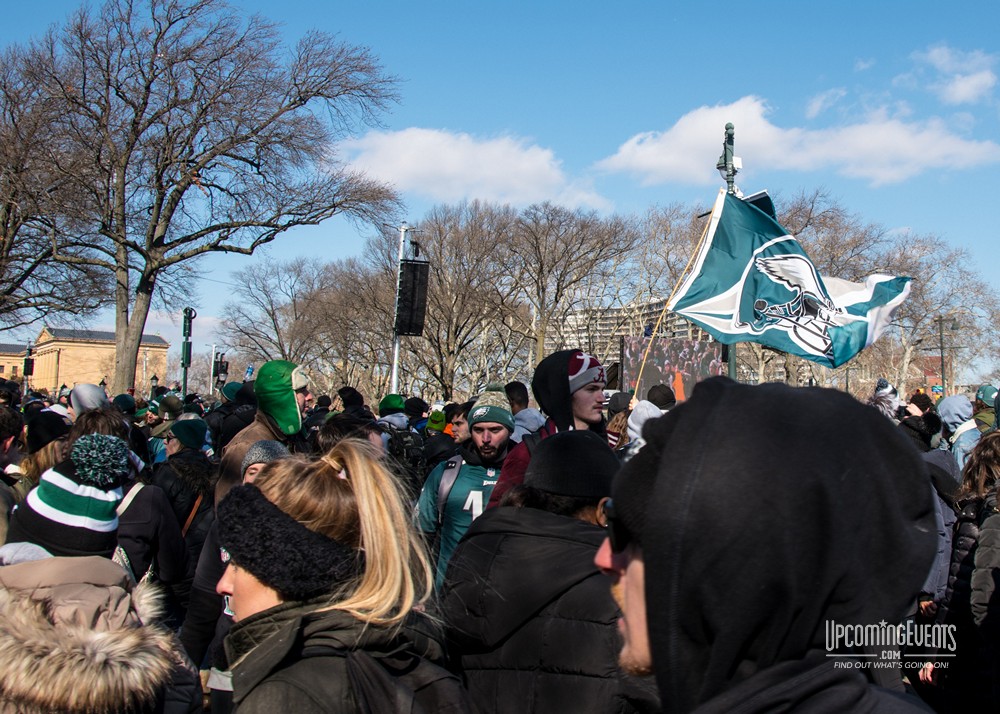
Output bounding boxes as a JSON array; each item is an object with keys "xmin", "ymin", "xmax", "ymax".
[{"xmin": 0, "ymin": 555, "xmax": 179, "ymax": 713}]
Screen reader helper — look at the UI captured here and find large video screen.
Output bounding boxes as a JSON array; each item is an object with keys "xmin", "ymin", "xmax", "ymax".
[{"xmin": 620, "ymin": 336, "xmax": 726, "ymax": 403}]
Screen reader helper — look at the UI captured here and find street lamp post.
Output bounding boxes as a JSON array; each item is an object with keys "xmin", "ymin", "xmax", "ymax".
[
  {"xmin": 150, "ymin": 374, "xmax": 159, "ymax": 400},
  {"xmin": 934, "ymin": 315, "xmax": 960, "ymax": 396}
]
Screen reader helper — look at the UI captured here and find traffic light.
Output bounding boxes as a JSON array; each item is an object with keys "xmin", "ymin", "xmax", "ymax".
[{"xmin": 213, "ymin": 352, "xmax": 229, "ymax": 388}]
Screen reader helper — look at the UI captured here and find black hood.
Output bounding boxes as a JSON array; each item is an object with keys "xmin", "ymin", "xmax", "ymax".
[
  {"xmin": 531, "ymin": 349, "xmax": 605, "ymax": 434},
  {"xmin": 440, "ymin": 507, "xmax": 605, "ymax": 648},
  {"xmin": 613, "ymin": 377, "xmax": 935, "ymax": 711}
]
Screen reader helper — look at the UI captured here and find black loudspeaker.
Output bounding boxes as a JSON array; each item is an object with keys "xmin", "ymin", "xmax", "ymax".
[
  {"xmin": 395, "ymin": 260, "xmax": 430, "ymax": 336},
  {"xmin": 22, "ymin": 358, "xmax": 34, "ymax": 376}
]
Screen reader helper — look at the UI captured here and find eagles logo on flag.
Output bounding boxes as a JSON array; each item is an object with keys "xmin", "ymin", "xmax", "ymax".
[{"xmin": 668, "ymin": 189, "xmax": 911, "ymax": 368}]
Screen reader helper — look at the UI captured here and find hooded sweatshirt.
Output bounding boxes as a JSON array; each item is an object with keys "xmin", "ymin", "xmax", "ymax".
[
  {"xmin": 488, "ymin": 350, "xmax": 605, "ymax": 508},
  {"xmin": 613, "ymin": 377, "xmax": 935, "ymax": 713},
  {"xmin": 937, "ymin": 395, "xmax": 980, "ymax": 472}
]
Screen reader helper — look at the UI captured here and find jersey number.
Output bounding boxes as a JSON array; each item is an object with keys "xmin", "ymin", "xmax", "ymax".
[{"xmin": 463, "ymin": 491, "xmax": 484, "ymax": 520}]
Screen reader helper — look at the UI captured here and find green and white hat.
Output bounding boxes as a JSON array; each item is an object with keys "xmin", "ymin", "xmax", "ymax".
[{"xmin": 6, "ymin": 434, "xmax": 129, "ymax": 558}]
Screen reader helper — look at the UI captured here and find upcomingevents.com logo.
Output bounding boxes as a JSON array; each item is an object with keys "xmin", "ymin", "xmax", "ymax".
[{"xmin": 824, "ymin": 620, "xmax": 957, "ymax": 669}]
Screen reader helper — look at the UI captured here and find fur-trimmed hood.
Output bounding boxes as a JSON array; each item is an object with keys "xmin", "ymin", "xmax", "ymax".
[{"xmin": 0, "ymin": 556, "xmax": 177, "ymax": 713}]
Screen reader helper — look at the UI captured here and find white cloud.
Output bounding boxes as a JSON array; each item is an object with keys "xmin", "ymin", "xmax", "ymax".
[
  {"xmin": 855, "ymin": 58, "xmax": 876, "ymax": 72},
  {"xmin": 937, "ymin": 70, "xmax": 997, "ymax": 104},
  {"xmin": 806, "ymin": 88, "xmax": 847, "ymax": 119},
  {"xmin": 596, "ymin": 96, "xmax": 1000, "ymax": 186},
  {"xmin": 340, "ymin": 128, "xmax": 610, "ymax": 210},
  {"xmin": 910, "ymin": 44, "xmax": 998, "ymax": 105}
]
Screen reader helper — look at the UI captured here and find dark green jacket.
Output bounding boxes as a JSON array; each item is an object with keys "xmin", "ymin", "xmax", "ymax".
[{"xmin": 226, "ymin": 599, "xmax": 468, "ymax": 713}]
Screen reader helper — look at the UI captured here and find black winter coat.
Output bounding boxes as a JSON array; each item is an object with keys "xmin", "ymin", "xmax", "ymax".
[
  {"xmin": 151, "ymin": 448, "xmax": 216, "ymax": 612},
  {"xmin": 937, "ymin": 491, "xmax": 997, "ymax": 708},
  {"xmin": 439, "ymin": 506, "xmax": 659, "ymax": 714},
  {"xmin": 116, "ymin": 481, "xmax": 188, "ymax": 586},
  {"xmin": 940, "ymin": 492, "xmax": 997, "ymax": 624}
]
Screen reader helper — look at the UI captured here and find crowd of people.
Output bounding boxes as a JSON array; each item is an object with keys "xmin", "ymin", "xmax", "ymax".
[{"xmin": 0, "ymin": 353, "xmax": 996, "ymax": 713}]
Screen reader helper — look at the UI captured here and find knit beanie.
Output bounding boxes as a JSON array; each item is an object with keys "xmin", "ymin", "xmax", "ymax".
[
  {"xmin": 339, "ymin": 386, "xmax": 364, "ymax": 408},
  {"xmin": 378, "ymin": 394, "xmax": 406, "ymax": 416},
  {"xmin": 241, "ymin": 440, "xmax": 291, "ymax": 477},
  {"xmin": 628, "ymin": 400, "xmax": 664, "ymax": 441},
  {"xmin": 646, "ymin": 384, "xmax": 676, "ymax": 411},
  {"xmin": 404, "ymin": 397, "xmax": 429, "ymax": 420},
  {"xmin": 468, "ymin": 390, "xmax": 515, "ymax": 432},
  {"xmin": 112, "ymin": 393, "xmax": 137, "ymax": 416},
  {"xmin": 169, "ymin": 418, "xmax": 208, "ymax": 450},
  {"xmin": 426, "ymin": 411, "xmax": 447, "ymax": 433},
  {"xmin": 255, "ymin": 360, "xmax": 308, "ymax": 436},
  {"xmin": 25, "ymin": 409, "xmax": 72, "ymax": 454},
  {"xmin": 222, "ymin": 382, "xmax": 242, "ymax": 402},
  {"xmin": 217, "ymin": 484, "xmax": 360, "ymax": 601},
  {"xmin": 608, "ymin": 392, "xmax": 632, "ymax": 418},
  {"xmin": 567, "ymin": 351, "xmax": 606, "ymax": 394},
  {"xmin": 315, "ymin": 395, "xmax": 332, "ymax": 409},
  {"xmin": 525, "ymin": 430, "xmax": 620, "ymax": 500},
  {"xmin": 6, "ymin": 434, "xmax": 129, "ymax": 558},
  {"xmin": 70, "ymin": 384, "xmax": 110, "ymax": 415}
]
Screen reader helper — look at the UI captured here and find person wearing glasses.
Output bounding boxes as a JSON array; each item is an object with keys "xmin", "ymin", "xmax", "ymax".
[
  {"xmin": 596, "ymin": 377, "xmax": 937, "ymax": 713},
  {"xmin": 153, "ymin": 416, "xmax": 216, "ymax": 626},
  {"xmin": 440, "ymin": 430, "xmax": 659, "ymax": 713}
]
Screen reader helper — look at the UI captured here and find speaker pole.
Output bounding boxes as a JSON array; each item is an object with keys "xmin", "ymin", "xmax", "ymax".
[{"xmin": 390, "ymin": 223, "xmax": 409, "ymax": 394}]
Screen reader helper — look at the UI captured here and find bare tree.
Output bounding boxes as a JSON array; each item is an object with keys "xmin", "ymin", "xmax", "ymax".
[
  {"xmin": 398, "ymin": 202, "xmax": 521, "ymax": 399},
  {"xmin": 0, "ymin": 46, "xmax": 108, "ymax": 329},
  {"xmin": 507, "ymin": 203, "xmax": 643, "ymax": 364},
  {"xmin": 217, "ymin": 257, "xmax": 326, "ymax": 367},
  {"xmin": 17, "ymin": 0, "xmax": 400, "ymax": 392}
]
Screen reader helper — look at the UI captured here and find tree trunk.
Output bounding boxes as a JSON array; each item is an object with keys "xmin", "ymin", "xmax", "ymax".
[
  {"xmin": 534, "ymin": 314, "xmax": 548, "ymax": 367},
  {"xmin": 785, "ymin": 352, "xmax": 796, "ymax": 386},
  {"xmin": 113, "ymin": 271, "xmax": 156, "ymax": 395}
]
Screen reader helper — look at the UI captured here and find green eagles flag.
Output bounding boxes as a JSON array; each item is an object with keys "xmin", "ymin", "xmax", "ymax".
[{"xmin": 668, "ymin": 189, "xmax": 911, "ymax": 368}]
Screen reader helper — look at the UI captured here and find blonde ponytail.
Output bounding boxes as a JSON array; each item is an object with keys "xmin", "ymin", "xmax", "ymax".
[{"xmin": 254, "ymin": 439, "xmax": 433, "ymax": 626}]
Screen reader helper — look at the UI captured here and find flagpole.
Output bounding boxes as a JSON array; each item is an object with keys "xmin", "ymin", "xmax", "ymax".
[
  {"xmin": 716, "ymin": 123, "xmax": 741, "ymax": 381},
  {"xmin": 634, "ymin": 216, "xmax": 713, "ymax": 396}
]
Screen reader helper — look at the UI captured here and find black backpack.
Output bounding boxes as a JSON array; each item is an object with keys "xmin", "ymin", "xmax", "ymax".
[
  {"xmin": 301, "ymin": 644, "xmax": 471, "ymax": 714},
  {"xmin": 381, "ymin": 424, "xmax": 427, "ymax": 496}
]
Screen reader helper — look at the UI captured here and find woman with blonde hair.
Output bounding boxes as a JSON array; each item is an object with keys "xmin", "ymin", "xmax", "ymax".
[{"xmin": 216, "ymin": 438, "xmax": 468, "ymax": 713}]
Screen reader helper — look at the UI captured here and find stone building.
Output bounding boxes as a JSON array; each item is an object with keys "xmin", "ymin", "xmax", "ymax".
[
  {"xmin": 0, "ymin": 342, "xmax": 28, "ymax": 381},
  {"xmin": 22, "ymin": 327, "xmax": 169, "ymax": 395}
]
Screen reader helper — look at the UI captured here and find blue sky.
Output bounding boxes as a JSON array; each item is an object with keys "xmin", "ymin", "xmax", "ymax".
[{"xmin": 4, "ymin": 1, "xmax": 999, "ymax": 359}]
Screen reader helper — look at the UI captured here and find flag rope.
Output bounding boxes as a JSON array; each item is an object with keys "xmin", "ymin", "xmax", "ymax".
[{"xmin": 633, "ymin": 211, "xmax": 714, "ymax": 401}]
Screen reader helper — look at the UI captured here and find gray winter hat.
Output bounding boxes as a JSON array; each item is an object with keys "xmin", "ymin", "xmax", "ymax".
[
  {"xmin": 70, "ymin": 383, "xmax": 111, "ymax": 415},
  {"xmin": 241, "ymin": 440, "xmax": 291, "ymax": 476}
]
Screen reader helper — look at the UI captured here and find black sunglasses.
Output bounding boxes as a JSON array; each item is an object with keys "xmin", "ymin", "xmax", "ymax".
[{"xmin": 602, "ymin": 498, "xmax": 631, "ymax": 554}]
